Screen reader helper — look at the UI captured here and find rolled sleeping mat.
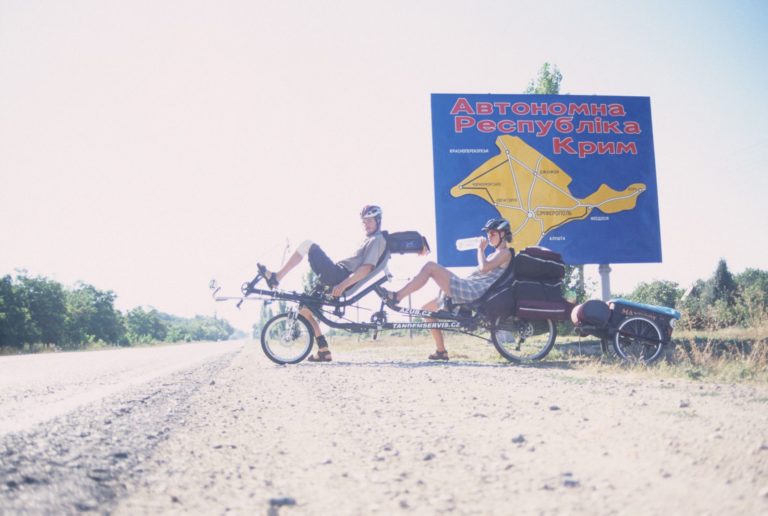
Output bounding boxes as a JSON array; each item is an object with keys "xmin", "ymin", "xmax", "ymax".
[{"xmin": 571, "ymin": 299, "xmax": 611, "ymax": 326}]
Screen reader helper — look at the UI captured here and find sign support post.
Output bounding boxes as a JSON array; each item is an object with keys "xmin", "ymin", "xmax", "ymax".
[{"xmin": 599, "ymin": 264, "xmax": 612, "ymax": 301}]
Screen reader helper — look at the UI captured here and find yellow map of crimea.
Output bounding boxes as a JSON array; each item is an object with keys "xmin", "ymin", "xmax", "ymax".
[{"xmin": 451, "ymin": 135, "xmax": 645, "ymax": 249}]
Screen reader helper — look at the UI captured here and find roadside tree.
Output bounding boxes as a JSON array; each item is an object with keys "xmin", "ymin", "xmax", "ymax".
[
  {"xmin": 0, "ymin": 275, "xmax": 30, "ymax": 348},
  {"xmin": 627, "ymin": 280, "xmax": 683, "ymax": 308},
  {"xmin": 125, "ymin": 307, "xmax": 167, "ymax": 344},
  {"xmin": 17, "ymin": 274, "xmax": 67, "ymax": 345},
  {"xmin": 65, "ymin": 282, "xmax": 125, "ymax": 346}
]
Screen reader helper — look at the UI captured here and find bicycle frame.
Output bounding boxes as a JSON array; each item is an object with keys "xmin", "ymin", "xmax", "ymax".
[
  {"xmin": 211, "ymin": 273, "xmax": 564, "ymax": 365},
  {"xmin": 211, "ymin": 274, "xmax": 491, "ymax": 339}
]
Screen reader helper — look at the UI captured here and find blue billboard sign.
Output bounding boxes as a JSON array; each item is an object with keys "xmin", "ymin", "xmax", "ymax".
[{"xmin": 432, "ymin": 94, "xmax": 661, "ymax": 266}]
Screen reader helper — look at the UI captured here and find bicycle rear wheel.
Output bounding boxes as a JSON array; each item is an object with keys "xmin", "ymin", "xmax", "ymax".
[
  {"xmin": 261, "ymin": 313, "xmax": 314, "ymax": 365},
  {"xmin": 491, "ymin": 315, "xmax": 556, "ymax": 363}
]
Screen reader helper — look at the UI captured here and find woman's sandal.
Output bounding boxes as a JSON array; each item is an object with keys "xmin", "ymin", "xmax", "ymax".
[
  {"xmin": 307, "ymin": 348, "xmax": 332, "ymax": 362},
  {"xmin": 257, "ymin": 263, "xmax": 280, "ymax": 289},
  {"xmin": 428, "ymin": 350, "xmax": 449, "ymax": 361},
  {"xmin": 382, "ymin": 289, "xmax": 399, "ymax": 307}
]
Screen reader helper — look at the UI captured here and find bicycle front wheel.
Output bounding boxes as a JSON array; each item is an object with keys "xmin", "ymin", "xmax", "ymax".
[
  {"xmin": 491, "ymin": 315, "xmax": 556, "ymax": 363},
  {"xmin": 261, "ymin": 313, "xmax": 314, "ymax": 365}
]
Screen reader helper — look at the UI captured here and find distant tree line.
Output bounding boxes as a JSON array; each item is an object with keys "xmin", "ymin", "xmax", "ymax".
[
  {"xmin": 621, "ymin": 259, "xmax": 768, "ymax": 330},
  {"xmin": 0, "ymin": 272, "xmax": 234, "ymax": 350}
]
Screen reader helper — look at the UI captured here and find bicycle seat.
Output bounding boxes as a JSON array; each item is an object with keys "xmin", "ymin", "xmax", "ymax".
[
  {"xmin": 341, "ymin": 251, "xmax": 392, "ymax": 297},
  {"xmin": 445, "ymin": 255, "xmax": 517, "ymax": 309}
]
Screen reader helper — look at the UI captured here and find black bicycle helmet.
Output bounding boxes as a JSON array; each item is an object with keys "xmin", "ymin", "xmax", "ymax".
[{"xmin": 482, "ymin": 217, "xmax": 512, "ymax": 242}]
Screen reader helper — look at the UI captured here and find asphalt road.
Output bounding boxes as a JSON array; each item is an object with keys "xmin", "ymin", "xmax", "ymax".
[{"xmin": 1, "ymin": 339, "xmax": 767, "ymax": 515}]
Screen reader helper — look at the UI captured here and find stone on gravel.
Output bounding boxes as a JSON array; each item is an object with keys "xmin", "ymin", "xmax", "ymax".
[{"xmin": 269, "ymin": 496, "xmax": 296, "ymax": 507}]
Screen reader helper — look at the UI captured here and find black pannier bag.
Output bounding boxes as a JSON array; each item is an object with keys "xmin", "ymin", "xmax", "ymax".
[
  {"xmin": 479, "ymin": 284, "xmax": 516, "ymax": 321},
  {"xmin": 479, "ymin": 249, "xmax": 565, "ymax": 320},
  {"xmin": 479, "ymin": 280, "xmax": 564, "ymax": 321},
  {"xmin": 516, "ymin": 299, "xmax": 574, "ymax": 320},
  {"xmin": 382, "ymin": 231, "xmax": 430, "ymax": 255},
  {"xmin": 481, "ymin": 284, "xmax": 572, "ymax": 321},
  {"xmin": 508, "ymin": 247, "xmax": 571, "ymax": 320},
  {"xmin": 478, "ymin": 246, "xmax": 572, "ymax": 321},
  {"xmin": 475, "ymin": 260, "xmax": 516, "ymax": 320},
  {"xmin": 512, "ymin": 246, "xmax": 566, "ymax": 282},
  {"xmin": 511, "ymin": 279, "xmax": 563, "ymax": 303}
]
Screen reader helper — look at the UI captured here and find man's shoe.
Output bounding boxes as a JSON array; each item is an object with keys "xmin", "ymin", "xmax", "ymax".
[{"xmin": 256, "ymin": 263, "xmax": 279, "ymax": 289}]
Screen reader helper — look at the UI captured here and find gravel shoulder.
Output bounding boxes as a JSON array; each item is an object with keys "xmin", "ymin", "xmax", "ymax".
[
  {"xmin": 0, "ymin": 341, "xmax": 242, "ymax": 436},
  {"xmin": 114, "ymin": 339, "xmax": 768, "ymax": 515},
  {"xmin": 0, "ymin": 342, "xmax": 240, "ymax": 512}
]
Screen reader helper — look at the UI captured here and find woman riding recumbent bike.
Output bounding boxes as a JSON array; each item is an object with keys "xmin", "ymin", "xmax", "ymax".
[{"xmin": 437, "ymin": 249, "xmax": 571, "ymax": 363}]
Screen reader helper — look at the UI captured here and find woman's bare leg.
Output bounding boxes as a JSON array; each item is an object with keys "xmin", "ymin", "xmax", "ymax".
[
  {"xmin": 423, "ymin": 298, "xmax": 446, "ymax": 353},
  {"xmin": 396, "ymin": 262, "xmax": 453, "ymax": 301}
]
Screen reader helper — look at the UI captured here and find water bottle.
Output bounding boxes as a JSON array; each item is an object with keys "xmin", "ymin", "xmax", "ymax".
[{"xmin": 456, "ymin": 237, "xmax": 482, "ymax": 251}]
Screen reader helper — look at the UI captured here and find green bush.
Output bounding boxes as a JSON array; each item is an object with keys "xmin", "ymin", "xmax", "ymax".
[
  {"xmin": 679, "ymin": 261, "xmax": 768, "ymax": 330},
  {"xmin": 625, "ymin": 280, "xmax": 683, "ymax": 308}
]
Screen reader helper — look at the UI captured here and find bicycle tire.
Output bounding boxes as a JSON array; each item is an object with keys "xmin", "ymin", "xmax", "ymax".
[
  {"xmin": 612, "ymin": 316, "xmax": 664, "ymax": 364},
  {"xmin": 261, "ymin": 313, "xmax": 314, "ymax": 365},
  {"xmin": 491, "ymin": 315, "xmax": 557, "ymax": 363}
]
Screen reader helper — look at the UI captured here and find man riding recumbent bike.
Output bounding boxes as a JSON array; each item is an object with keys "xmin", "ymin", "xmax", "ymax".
[{"xmin": 211, "ymin": 231, "xmax": 577, "ymax": 365}]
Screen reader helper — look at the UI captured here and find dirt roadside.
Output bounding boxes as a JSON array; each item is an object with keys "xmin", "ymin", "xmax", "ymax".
[{"xmin": 116, "ymin": 340, "xmax": 768, "ymax": 515}]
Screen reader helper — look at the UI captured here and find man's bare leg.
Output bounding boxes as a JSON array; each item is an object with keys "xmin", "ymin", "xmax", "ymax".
[
  {"xmin": 300, "ymin": 307, "xmax": 323, "ymax": 339},
  {"xmin": 261, "ymin": 240, "xmax": 315, "ymax": 285},
  {"xmin": 275, "ymin": 251, "xmax": 304, "ymax": 283},
  {"xmin": 301, "ymin": 307, "xmax": 332, "ymax": 361}
]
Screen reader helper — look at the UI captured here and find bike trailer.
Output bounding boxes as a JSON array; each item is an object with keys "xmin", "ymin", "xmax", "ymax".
[
  {"xmin": 382, "ymin": 231, "xmax": 430, "ymax": 255},
  {"xmin": 608, "ymin": 298, "xmax": 681, "ymax": 340}
]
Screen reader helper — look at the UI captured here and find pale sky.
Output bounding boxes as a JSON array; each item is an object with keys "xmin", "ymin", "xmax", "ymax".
[{"xmin": 1, "ymin": 0, "xmax": 767, "ymax": 330}]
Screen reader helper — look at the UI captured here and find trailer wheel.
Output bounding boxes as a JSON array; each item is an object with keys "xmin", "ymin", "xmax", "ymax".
[{"xmin": 613, "ymin": 316, "xmax": 664, "ymax": 364}]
